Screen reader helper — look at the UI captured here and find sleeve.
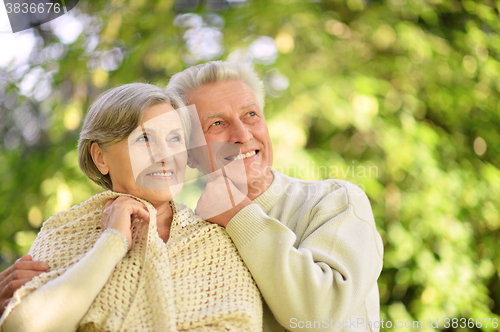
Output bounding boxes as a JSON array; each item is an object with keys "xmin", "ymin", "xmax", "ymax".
[
  {"xmin": 226, "ymin": 182, "xmax": 384, "ymax": 331},
  {"xmin": 2, "ymin": 231, "xmax": 127, "ymax": 332}
]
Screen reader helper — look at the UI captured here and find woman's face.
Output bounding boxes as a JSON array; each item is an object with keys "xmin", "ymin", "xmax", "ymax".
[{"xmin": 102, "ymin": 103, "xmax": 187, "ymax": 204}]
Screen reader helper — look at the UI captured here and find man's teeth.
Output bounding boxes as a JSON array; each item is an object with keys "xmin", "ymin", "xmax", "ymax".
[
  {"xmin": 149, "ymin": 172, "xmax": 173, "ymax": 176},
  {"xmin": 233, "ymin": 151, "xmax": 256, "ymax": 160}
]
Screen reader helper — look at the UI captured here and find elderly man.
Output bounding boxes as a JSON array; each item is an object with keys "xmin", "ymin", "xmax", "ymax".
[{"xmin": 167, "ymin": 61, "xmax": 384, "ymax": 332}]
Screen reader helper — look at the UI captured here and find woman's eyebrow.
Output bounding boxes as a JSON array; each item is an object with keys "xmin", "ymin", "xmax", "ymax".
[
  {"xmin": 146, "ymin": 127, "xmax": 183, "ymax": 134},
  {"xmin": 132, "ymin": 127, "xmax": 183, "ymax": 136},
  {"xmin": 168, "ymin": 128, "xmax": 183, "ymax": 134},
  {"xmin": 141, "ymin": 127, "xmax": 156, "ymax": 135}
]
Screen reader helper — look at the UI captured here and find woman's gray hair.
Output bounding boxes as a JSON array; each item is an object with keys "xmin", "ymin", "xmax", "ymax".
[
  {"xmin": 78, "ymin": 83, "xmax": 190, "ymax": 190},
  {"xmin": 167, "ymin": 61, "xmax": 265, "ymax": 111}
]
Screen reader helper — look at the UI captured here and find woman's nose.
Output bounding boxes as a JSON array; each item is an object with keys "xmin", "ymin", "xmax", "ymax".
[{"xmin": 151, "ymin": 140, "xmax": 174, "ymax": 163}]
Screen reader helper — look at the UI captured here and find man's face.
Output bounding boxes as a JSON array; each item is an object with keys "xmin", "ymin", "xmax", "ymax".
[{"xmin": 187, "ymin": 80, "xmax": 273, "ymax": 195}]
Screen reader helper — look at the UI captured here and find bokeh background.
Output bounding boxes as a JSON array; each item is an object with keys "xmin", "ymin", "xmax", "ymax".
[{"xmin": 1, "ymin": 0, "xmax": 499, "ymax": 330}]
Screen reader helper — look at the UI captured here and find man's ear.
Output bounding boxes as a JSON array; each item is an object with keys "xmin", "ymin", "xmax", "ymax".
[
  {"xmin": 187, "ymin": 153, "xmax": 198, "ymax": 169},
  {"xmin": 90, "ymin": 142, "xmax": 109, "ymax": 175}
]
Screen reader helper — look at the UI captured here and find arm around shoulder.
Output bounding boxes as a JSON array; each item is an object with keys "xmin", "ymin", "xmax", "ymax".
[{"xmin": 2, "ymin": 231, "xmax": 127, "ymax": 332}]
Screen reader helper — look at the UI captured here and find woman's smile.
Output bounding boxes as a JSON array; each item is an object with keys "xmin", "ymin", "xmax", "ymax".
[{"xmin": 146, "ymin": 170, "xmax": 174, "ymax": 179}]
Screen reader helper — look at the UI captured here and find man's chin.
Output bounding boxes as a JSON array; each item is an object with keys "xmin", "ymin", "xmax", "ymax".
[
  {"xmin": 245, "ymin": 163, "xmax": 270, "ymax": 180},
  {"xmin": 244, "ymin": 163, "xmax": 273, "ymax": 192}
]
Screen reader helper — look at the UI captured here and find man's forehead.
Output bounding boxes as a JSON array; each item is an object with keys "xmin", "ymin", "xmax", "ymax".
[
  {"xmin": 195, "ymin": 91, "xmax": 255, "ymax": 106},
  {"xmin": 189, "ymin": 81, "xmax": 256, "ymax": 103}
]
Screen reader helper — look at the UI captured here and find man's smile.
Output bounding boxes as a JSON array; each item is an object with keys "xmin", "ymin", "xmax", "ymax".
[{"xmin": 225, "ymin": 150, "xmax": 258, "ymax": 161}]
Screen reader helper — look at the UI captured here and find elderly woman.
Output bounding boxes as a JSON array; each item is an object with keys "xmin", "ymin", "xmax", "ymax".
[{"xmin": 0, "ymin": 83, "xmax": 262, "ymax": 332}]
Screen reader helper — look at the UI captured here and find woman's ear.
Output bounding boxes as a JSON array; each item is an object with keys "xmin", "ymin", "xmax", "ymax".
[
  {"xmin": 90, "ymin": 142, "xmax": 109, "ymax": 175},
  {"xmin": 187, "ymin": 153, "xmax": 198, "ymax": 169}
]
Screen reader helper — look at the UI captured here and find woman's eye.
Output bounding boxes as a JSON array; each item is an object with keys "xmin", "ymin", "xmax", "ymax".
[
  {"xmin": 136, "ymin": 135, "xmax": 149, "ymax": 143},
  {"xmin": 169, "ymin": 135, "xmax": 182, "ymax": 143}
]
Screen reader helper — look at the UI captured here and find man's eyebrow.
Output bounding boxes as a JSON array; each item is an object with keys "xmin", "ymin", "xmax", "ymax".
[
  {"xmin": 241, "ymin": 103, "xmax": 256, "ymax": 109},
  {"xmin": 204, "ymin": 112, "xmax": 224, "ymax": 121}
]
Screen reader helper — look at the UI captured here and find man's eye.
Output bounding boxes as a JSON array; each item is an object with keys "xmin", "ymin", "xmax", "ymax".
[
  {"xmin": 248, "ymin": 111, "xmax": 256, "ymax": 117},
  {"xmin": 211, "ymin": 121, "xmax": 221, "ymax": 127}
]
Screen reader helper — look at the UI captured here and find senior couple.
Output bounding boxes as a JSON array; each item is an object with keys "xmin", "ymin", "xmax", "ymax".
[{"xmin": 0, "ymin": 61, "xmax": 383, "ymax": 332}]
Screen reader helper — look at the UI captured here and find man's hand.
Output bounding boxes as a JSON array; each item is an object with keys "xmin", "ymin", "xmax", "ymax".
[
  {"xmin": 0, "ymin": 255, "xmax": 49, "ymax": 316},
  {"xmin": 196, "ymin": 175, "xmax": 252, "ymax": 227}
]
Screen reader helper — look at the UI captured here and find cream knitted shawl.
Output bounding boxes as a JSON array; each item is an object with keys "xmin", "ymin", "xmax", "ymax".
[{"xmin": 0, "ymin": 191, "xmax": 262, "ymax": 331}]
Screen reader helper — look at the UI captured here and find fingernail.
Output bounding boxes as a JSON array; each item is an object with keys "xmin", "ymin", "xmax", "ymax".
[{"xmin": 41, "ymin": 262, "xmax": 49, "ymax": 269}]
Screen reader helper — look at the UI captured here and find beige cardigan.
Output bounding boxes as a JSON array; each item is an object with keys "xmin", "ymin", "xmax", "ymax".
[{"xmin": 0, "ymin": 191, "xmax": 262, "ymax": 331}]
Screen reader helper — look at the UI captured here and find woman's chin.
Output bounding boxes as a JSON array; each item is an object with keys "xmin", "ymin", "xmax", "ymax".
[
  {"xmin": 136, "ymin": 176, "xmax": 168, "ymax": 190},
  {"xmin": 114, "ymin": 179, "xmax": 183, "ymax": 205},
  {"xmin": 135, "ymin": 177, "xmax": 183, "ymax": 200}
]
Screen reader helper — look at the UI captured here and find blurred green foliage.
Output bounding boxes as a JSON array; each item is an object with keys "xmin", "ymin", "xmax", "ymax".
[{"xmin": 1, "ymin": 0, "xmax": 499, "ymax": 330}]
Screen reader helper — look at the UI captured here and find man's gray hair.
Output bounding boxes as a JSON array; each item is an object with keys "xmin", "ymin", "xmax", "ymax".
[
  {"xmin": 167, "ymin": 61, "xmax": 265, "ymax": 110},
  {"xmin": 78, "ymin": 83, "xmax": 189, "ymax": 190}
]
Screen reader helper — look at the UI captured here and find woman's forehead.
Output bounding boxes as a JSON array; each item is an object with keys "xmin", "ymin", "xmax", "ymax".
[
  {"xmin": 141, "ymin": 105, "xmax": 183, "ymax": 130},
  {"xmin": 142, "ymin": 111, "xmax": 182, "ymax": 127},
  {"xmin": 142, "ymin": 103, "xmax": 176, "ymax": 121}
]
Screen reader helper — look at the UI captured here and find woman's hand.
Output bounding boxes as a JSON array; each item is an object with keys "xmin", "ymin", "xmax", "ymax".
[{"xmin": 101, "ymin": 197, "xmax": 150, "ymax": 251}]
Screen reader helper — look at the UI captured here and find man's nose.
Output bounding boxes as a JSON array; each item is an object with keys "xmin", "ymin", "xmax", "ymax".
[{"xmin": 229, "ymin": 119, "xmax": 253, "ymax": 144}]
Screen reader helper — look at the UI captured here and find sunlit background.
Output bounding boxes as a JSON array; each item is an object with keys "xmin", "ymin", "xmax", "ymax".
[{"xmin": 1, "ymin": 0, "xmax": 499, "ymax": 330}]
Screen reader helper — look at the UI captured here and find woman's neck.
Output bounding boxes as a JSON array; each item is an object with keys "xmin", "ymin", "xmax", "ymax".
[{"xmin": 153, "ymin": 201, "xmax": 173, "ymax": 243}]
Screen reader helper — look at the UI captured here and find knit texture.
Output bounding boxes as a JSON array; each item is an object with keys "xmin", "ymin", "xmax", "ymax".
[
  {"xmin": 227, "ymin": 170, "xmax": 383, "ymax": 332},
  {"xmin": 0, "ymin": 191, "xmax": 262, "ymax": 332}
]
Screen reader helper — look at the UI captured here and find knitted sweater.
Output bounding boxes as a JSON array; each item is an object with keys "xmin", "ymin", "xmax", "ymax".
[
  {"xmin": 0, "ymin": 191, "xmax": 262, "ymax": 332},
  {"xmin": 226, "ymin": 170, "xmax": 384, "ymax": 332}
]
